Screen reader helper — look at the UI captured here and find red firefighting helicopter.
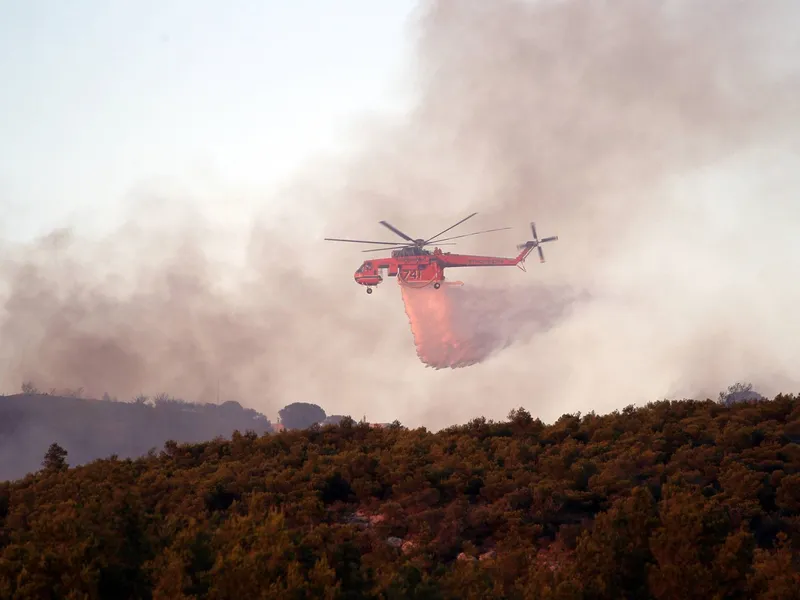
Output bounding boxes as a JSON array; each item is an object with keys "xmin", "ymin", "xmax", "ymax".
[{"xmin": 325, "ymin": 213, "xmax": 558, "ymax": 294}]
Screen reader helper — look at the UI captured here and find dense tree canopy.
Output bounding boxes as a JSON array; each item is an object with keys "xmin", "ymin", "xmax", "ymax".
[{"xmin": 1, "ymin": 395, "xmax": 799, "ymax": 598}]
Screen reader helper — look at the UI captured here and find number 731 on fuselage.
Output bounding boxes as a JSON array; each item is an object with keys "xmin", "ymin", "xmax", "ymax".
[{"xmin": 324, "ymin": 212, "xmax": 558, "ymax": 294}]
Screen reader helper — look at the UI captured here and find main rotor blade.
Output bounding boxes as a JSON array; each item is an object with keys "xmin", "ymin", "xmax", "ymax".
[
  {"xmin": 360, "ymin": 242, "xmax": 457, "ymax": 253},
  {"xmin": 324, "ymin": 237, "xmax": 406, "ymax": 246},
  {"xmin": 361, "ymin": 245, "xmax": 412, "ymax": 253},
  {"xmin": 378, "ymin": 220, "xmax": 415, "ymax": 242},
  {"xmin": 425, "ymin": 212, "xmax": 478, "ymax": 243},
  {"xmin": 429, "ymin": 226, "xmax": 512, "ymax": 243}
]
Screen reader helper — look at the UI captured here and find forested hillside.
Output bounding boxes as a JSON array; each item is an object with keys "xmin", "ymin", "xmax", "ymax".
[
  {"xmin": 1, "ymin": 396, "xmax": 799, "ymax": 599},
  {"xmin": 0, "ymin": 392, "xmax": 273, "ymax": 481}
]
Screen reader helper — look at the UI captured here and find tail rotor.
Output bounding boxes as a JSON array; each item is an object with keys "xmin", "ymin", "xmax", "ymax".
[{"xmin": 517, "ymin": 221, "xmax": 558, "ymax": 263}]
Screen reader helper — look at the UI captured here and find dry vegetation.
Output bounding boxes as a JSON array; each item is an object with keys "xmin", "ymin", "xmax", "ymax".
[{"xmin": 1, "ymin": 394, "xmax": 799, "ymax": 598}]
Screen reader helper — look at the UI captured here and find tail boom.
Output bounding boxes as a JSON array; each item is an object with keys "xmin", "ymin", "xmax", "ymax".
[{"xmin": 514, "ymin": 243, "xmax": 537, "ymax": 265}]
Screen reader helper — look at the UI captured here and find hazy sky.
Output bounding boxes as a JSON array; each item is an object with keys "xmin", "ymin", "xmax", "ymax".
[
  {"xmin": 2, "ymin": 0, "xmax": 799, "ymax": 430},
  {"xmin": 0, "ymin": 0, "xmax": 417, "ymax": 240}
]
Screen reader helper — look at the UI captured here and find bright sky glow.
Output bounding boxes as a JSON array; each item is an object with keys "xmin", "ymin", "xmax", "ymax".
[{"xmin": 0, "ymin": 0, "xmax": 418, "ymax": 240}]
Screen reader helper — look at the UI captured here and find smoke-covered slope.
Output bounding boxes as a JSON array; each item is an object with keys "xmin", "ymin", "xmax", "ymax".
[{"xmin": 0, "ymin": 393, "xmax": 273, "ymax": 481}]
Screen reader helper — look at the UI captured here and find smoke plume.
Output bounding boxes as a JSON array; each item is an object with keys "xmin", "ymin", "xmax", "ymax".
[{"xmin": 2, "ymin": 0, "xmax": 800, "ymax": 431}]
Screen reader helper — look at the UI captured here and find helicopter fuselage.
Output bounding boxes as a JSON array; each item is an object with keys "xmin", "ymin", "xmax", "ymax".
[
  {"xmin": 325, "ymin": 215, "xmax": 557, "ymax": 294},
  {"xmin": 353, "ymin": 246, "xmax": 535, "ymax": 293}
]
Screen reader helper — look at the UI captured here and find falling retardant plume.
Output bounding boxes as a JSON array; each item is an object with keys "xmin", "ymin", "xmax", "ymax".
[
  {"xmin": 400, "ymin": 277, "xmax": 582, "ymax": 369},
  {"xmin": 401, "ymin": 281, "xmax": 486, "ymax": 369},
  {"xmin": 2, "ymin": 0, "xmax": 800, "ymax": 431}
]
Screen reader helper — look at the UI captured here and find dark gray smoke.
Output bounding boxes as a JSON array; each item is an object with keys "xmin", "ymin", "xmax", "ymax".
[{"xmin": 2, "ymin": 0, "xmax": 800, "ymax": 432}]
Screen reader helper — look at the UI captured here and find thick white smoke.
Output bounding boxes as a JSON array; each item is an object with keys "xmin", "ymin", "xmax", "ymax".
[{"xmin": 2, "ymin": 0, "xmax": 800, "ymax": 431}]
